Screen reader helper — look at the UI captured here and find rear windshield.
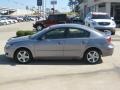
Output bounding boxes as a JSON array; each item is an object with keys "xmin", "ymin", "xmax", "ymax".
[
  {"xmin": 48, "ymin": 14, "xmax": 67, "ymax": 21},
  {"xmin": 92, "ymin": 14, "xmax": 111, "ymax": 19}
]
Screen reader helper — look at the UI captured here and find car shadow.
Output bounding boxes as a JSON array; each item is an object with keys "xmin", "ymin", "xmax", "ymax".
[
  {"xmin": 0, "ymin": 54, "xmax": 102, "ymax": 66},
  {"xmin": 0, "ymin": 54, "xmax": 16, "ymax": 66}
]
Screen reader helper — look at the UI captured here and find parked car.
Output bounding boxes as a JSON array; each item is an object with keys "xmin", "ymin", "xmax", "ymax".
[
  {"xmin": 70, "ymin": 16, "xmax": 84, "ymax": 24},
  {"xmin": 5, "ymin": 24, "xmax": 114, "ymax": 64},
  {"xmin": 23, "ymin": 16, "xmax": 35, "ymax": 21},
  {"xmin": 0, "ymin": 18, "xmax": 10, "ymax": 25},
  {"xmin": 16, "ymin": 16, "xmax": 24, "ymax": 22},
  {"xmin": 0, "ymin": 22, "xmax": 4, "ymax": 26},
  {"xmin": 7, "ymin": 18, "xmax": 18, "ymax": 24},
  {"xmin": 85, "ymin": 12, "xmax": 116, "ymax": 35},
  {"xmin": 33, "ymin": 14, "xmax": 69, "ymax": 31},
  {"xmin": 11, "ymin": 18, "xmax": 18, "ymax": 23},
  {"xmin": 29, "ymin": 16, "xmax": 37, "ymax": 21}
]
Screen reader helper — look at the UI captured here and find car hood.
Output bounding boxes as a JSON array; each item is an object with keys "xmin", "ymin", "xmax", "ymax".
[
  {"xmin": 92, "ymin": 19, "xmax": 114, "ymax": 23},
  {"xmin": 37, "ymin": 20, "xmax": 45, "ymax": 23},
  {"xmin": 7, "ymin": 36, "xmax": 30, "ymax": 44}
]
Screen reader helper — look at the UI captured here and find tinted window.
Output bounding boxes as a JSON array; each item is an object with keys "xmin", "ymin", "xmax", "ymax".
[
  {"xmin": 67, "ymin": 28, "xmax": 90, "ymax": 38},
  {"xmin": 92, "ymin": 14, "xmax": 111, "ymax": 19},
  {"xmin": 44, "ymin": 28, "xmax": 66, "ymax": 39},
  {"xmin": 48, "ymin": 14, "xmax": 67, "ymax": 21}
]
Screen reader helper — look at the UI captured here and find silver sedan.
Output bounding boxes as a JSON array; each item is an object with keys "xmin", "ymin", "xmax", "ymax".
[{"xmin": 4, "ymin": 24, "xmax": 114, "ymax": 64}]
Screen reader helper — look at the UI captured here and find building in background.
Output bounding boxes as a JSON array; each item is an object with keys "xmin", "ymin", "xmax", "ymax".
[
  {"xmin": 79, "ymin": 0, "xmax": 120, "ymax": 24},
  {"xmin": 0, "ymin": 7, "xmax": 16, "ymax": 15},
  {"xmin": 0, "ymin": 7, "xmax": 35, "ymax": 16}
]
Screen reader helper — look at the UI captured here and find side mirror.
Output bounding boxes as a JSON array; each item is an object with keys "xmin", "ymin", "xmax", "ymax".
[
  {"xmin": 37, "ymin": 36, "xmax": 46, "ymax": 41},
  {"xmin": 111, "ymin": 17, "xmax": 114, "ymax": 20}
]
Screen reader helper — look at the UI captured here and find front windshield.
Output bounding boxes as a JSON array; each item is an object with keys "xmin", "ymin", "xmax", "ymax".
[
  {"xmin": 30, "ymin": 27, "xmax": 50, "ymax": 39},
  {"xmin": 92, "ymin": 14, "xmax": 111, "ymax": 19}
]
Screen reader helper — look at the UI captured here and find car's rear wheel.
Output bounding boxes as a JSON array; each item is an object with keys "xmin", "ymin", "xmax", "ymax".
[
  {"xmin": 84, "ymin": 49, "xmax": 101, "ymax": 64},
  {"xmin": 14, "ymin": 49, "xmax": 33, "ymax": 64}
]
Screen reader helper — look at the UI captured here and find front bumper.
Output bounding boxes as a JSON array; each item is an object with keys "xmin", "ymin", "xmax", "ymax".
[
  {"xmin": 91, "ymin": 24, "xmax": 116, "ymax": 31},
  {"xmin": 4, "ymin": 45, "xmax": 14, "ymax": 58},
  {"xmin": 95, "ymin": 27, "xmax": 115, "ymax": 31}
]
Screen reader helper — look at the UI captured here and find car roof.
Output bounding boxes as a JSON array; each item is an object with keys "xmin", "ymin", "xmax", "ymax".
[
  {"xmin": 48, "ymin": 24, "xmax": 103, "ymax": 37},
  {"xmin": 49, "ymin": 24, "xmax": 91, "ymax": 31}
]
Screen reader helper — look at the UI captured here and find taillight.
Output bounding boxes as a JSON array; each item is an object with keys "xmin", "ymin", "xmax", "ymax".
[{"xmin": 106, "ymin": 36, "xmax": 111, "ymax": 43}]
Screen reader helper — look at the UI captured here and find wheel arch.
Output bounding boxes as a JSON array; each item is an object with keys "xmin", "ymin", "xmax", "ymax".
[
  {"xmin": 36, "ymin": 23, "xmax": 45, "ymax": 28},
  {"xmin": 14, "ymin": 47, "xmax": 33, "ymax": 59},
  {"xmin": 83, "ymin": 47, "xmax": 102, "ymax": 57}
]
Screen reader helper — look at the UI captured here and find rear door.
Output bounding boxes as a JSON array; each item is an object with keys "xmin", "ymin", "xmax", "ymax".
[{"xmin": 63, "ymin": 27, "xmax": 90, "ymax": 57}]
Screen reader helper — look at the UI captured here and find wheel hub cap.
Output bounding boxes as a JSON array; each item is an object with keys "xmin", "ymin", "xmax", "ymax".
[
  {"xmin": 87, "ymin": 51, "xmax": 99, "ymax": 63},
  {"xmin": 17, "ymin": 51, "xmax": 30, "ymax": 63}
]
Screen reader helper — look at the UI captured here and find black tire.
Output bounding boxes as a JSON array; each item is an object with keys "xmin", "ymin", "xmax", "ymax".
[
  {"xmin": 14, "ymin": 49, "xmax": 33, "ymax": 64},
  {"xmin": 4, "ymin": 22, "xmax": 7, "ymax": 25},
  {"xmin": 36, "ymin": 25, "xmax": 44, "ymax": 31},
  {"xmin": 111, "ymin": 31, "xmax": 115, "ymax": 35},
  {"xmin": 84, "ymin": 49, "xmax": 101, "ymax": 64}
]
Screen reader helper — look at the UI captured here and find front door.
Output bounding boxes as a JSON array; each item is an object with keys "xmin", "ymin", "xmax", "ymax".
[{"xmin": 35, "ymin": 28, "xmax": 66, "ymax": 57}]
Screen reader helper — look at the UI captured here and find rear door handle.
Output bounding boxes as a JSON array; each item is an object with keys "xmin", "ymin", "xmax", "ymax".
[
  {"xmin": 58, "ymin": 42, "xmax": 61, "ymax": 45},
  {"xmin": 57, "ymin": 41, "xmax": 63, "ymax": 45},
  {"xmin": 82, "ymin": 40, "xmax": 88, "ymax": 44}
]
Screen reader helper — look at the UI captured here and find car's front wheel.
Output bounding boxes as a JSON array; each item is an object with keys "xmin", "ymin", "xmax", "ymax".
[
  {"xmin": 14, "ymin": 49, "xmax": 33, "ymax": 64},
  {"xmin": 36, "ymin": 25, "xmax": 44, "ymax": 31},
  {"xmin": 84, "ymin": 49, "xmax": 101, "ymax": 64},
  {"xmin": 111, "ymin": 30, "xmax": 115, "ymax": 35}
]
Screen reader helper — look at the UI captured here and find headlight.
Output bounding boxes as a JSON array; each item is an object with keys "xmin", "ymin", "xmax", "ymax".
[
  {"xmin": 5, "ymin": 43, "xmax": 13, "ymax": 49},
  {"xmin": 112, "ymin": 22, "xmax": 116, "ymax": 25}
]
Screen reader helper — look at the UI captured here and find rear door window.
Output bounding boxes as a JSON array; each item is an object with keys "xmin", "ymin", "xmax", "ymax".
[{"xmin": 67, "ymin": 28, "xmax": 90, "ymax": 38}]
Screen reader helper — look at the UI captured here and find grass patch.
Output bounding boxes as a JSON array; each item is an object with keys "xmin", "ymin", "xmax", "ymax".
[{"xmin": 16, "ymin": 30, "xmax": 35, "ymax": 37}]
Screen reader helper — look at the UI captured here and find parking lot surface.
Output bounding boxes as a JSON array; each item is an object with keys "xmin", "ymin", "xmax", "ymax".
[{"xmin": 0, "ymin": 22, "xmax": 120, "ymax": 90}]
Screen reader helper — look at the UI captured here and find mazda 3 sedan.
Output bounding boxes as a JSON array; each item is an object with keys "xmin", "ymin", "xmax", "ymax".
[{"xmin": 5, "ymin": 24, "xmax": 114, "ymax": 64}]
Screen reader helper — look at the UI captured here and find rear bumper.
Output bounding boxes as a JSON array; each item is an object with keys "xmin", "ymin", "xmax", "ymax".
[{"xmin": 102, "ymin": 44, "xmax": 114, "ymax": 57}]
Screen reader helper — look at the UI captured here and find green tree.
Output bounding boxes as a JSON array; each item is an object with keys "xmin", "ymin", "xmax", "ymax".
[
  {"xmin": 68, "ymin": 0, "xmax": 83, "ymax": 14},
  {"xmin": 68, "ymin": 0, "xmax": 74, "ymax": 11}
]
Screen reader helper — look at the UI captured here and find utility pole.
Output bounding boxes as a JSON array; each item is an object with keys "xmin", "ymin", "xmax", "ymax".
[
  {"xmin": 42, "ymin": 0, "xmax": 46, "ymax": 19},
  {"xmin": 43, "ymin": 0, "xmax": 47, "ymax": 19},
  {"xmin": 51, "ymin": 0, "xmax": 57, "ymax": 14},
  {"xmin": 53, "ymin": 4, "xmax": 55, "ymax": 14},
  {"xmin": 37, "ymin": 0, "xmax": 42, "ymax": 17},
  {"xmin": 39, "ymin": 6, "xmax": 41, "ymax": 17}
]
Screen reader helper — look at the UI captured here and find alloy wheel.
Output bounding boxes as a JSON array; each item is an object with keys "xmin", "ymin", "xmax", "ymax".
[
  {"xmin": 17, "ymin": 50, "xmax": 30, "ymax": 63},
  {"xmin": 86, "ymin": 50, "xmax": 100, "ymax": 64}
]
